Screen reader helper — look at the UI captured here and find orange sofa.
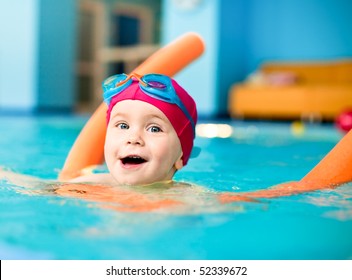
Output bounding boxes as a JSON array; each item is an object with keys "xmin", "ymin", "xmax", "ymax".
[{"xmin": 228, "ymin": 59, "xmax": 352, "ymax": 121}]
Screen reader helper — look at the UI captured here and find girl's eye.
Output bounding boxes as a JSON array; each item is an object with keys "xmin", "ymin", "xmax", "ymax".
[
  {"xmin": 116, "ymin": 123, "xmax": 129, "ymax": 129},
  {"xmin": 147, "ymin": 126, "xmax": 162, "ymax": 133}
]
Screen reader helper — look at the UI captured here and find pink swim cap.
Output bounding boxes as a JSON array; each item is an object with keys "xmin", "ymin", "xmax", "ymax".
[{"xmin": 106, "ymin": 78, "xmax": 197, "ymax": 165}]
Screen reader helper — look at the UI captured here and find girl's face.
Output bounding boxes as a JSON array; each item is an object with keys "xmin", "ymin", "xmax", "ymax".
[{"xmin": 104, "ymin": 100, "xmax": 183, "ymax": 186}]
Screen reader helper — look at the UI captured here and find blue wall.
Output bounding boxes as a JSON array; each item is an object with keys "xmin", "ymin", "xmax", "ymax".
[
  {"xmin": 162, "ymin": 0, "xmax": 219, "ymax": 117},
  {"xmin": 37, "ymin": 0, "xmax": 77, "ymax": 110},
  {"xmin": 217, "ymin": 0, "xmax": 247, "ymax": 116},
  {"xmin": 162, "ymin": 0, "xmax": 352, "ymax": 117},
  {"xmin": 1, "ymin": 0, "xmax": 351, "ymax": 115},
  {"xmin": 162, "ymin": 0, "xmax": 247, "ymax": 117},
  {"xmin": 0, "ymin": 0, "xmax": 76, "ymax": 113},
  {"xmin": 0, "ymin": 0, "xmax": 38, "ymax": 112},
  {"xmin": 246, "ymin": 0, "xmax": 352, "ymax": 72}
]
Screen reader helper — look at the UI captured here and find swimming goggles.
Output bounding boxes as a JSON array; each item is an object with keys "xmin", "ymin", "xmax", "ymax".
[{"xmin": 102, "ymin": 73, "xmax": 195, "ymax": 136}]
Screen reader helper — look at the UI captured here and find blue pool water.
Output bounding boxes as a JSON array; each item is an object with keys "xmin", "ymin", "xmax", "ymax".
[{"xmin": 0, "ymin": 115, "xmax": 351, "ymax": 259}]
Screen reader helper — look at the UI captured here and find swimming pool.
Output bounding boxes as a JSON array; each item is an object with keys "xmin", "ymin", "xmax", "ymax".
[{"xmin": 0, "ymin": 115, "xmax": 351, "ymax": 259}]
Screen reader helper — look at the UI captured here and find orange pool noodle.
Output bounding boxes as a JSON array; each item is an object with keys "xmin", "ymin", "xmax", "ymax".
[
  {"xmin": 219, "ymin": 129, "xmax": 352, "ymax": 204},
  {"xmin": 59, "ymin": 33, "xmax": 205, "ymax": 180},
  {"xmin": 301, "ymin": 129, "xmax": 352, "ymax": 187}
]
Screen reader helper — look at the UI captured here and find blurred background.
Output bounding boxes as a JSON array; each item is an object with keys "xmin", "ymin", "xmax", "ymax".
[{"xmin": 0, "ymin": 0, "xmax": 351, "ymax": 120}]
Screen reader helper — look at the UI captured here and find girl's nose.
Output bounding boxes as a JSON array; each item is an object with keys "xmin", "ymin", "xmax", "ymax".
[{"xmin": 126, "ymin": 130, "xmax": 145, "ymax": 146}]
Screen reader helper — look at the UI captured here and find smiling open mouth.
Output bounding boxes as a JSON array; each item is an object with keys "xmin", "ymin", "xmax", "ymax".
[{"xmin": 121, "ymin": 156, "xmax": 147, "ymax": 165}]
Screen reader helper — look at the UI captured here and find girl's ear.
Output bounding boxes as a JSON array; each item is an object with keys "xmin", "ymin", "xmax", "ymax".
[{"xmin": 174, "ymin": 153, "xmax": 184, "ymax": 170}]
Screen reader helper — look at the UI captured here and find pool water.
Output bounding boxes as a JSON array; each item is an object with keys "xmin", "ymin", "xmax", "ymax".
[{"xmin": 0, "ymin": 115, "xmax": 351, "ymax": 259}]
